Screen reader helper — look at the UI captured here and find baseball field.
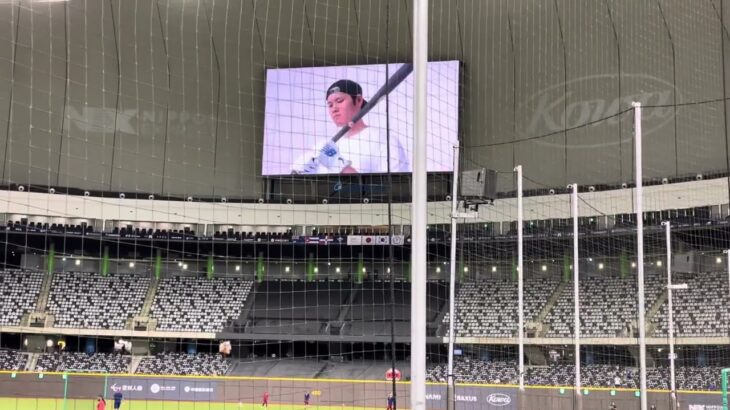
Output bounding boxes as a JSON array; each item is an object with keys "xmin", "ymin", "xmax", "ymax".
[{"xmin": 0, "ymin": 398, "xmax": 381, "ymax": 410}]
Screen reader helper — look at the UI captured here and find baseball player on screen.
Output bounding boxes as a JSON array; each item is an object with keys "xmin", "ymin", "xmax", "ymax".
[{"xmin": 293, "ymin": 68, "xmax": 411, "ymax": 175}]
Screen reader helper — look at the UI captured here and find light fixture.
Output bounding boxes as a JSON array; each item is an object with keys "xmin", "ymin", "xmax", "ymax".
[
  {"xmin": 463, "ymin": 266, "xmax": 469, "ymax": 273},
  {"xmin": 598, "ymin": 263, "xmax": 604, "ymax": 270},
  {"xmin": 386, "ymin": 267, "xmax": 391, "ymax": 273},
  {"xmin": 717, "ymin": 257, "xmax": 723, "ymax": 264},
  {"xmin": 657, "ymin": 260, "xmax": 663, "ymax": 267},
  {"xmin": 235, "ymin": 265, "xmax": 240, "ymax": 271},
  {"xmin": 631, "ymin": 262, "xmax": 637, "ymax": 268},
  {"xmin": 285, "ymin": 266, "xmax": 290, "ymax": 273},
  {"xmin": 182, "ymin": 263, "xmax": 188, "ymax": 270},
  {"xmin": 436, "ymin": 267, "xmax": 441, "ymax": 273},
  {"xmin": 541, "ymin": 265, "xmax": 547, "ymax": 272},
  {"xmin": 177, "ymin": 261, "xmax": 183, "ymax": 267},
  {"xmin": 62, "ymin": 257, "xmax": 67, "ymax": 261},
  {"xmin": 314, "ymin": 267, "xmax": 319, "ymax": 273},
  {"xmin": 75, "ymin": 259, "xmax": 81, "ymax": 266},
  {"xmin": 492, "ymin": 266, "xmax": 497, "ymax": 272},
  {"xmin": 335, "ymin": 267, "xmax": 341, "ymax": 273},
  {"xmin": 362, "ymin": 267, "xmax": 366, "ymax": 273},
  {"xmin": 129, "ymin": 262, "xmax": 135, "ymax": 268}
]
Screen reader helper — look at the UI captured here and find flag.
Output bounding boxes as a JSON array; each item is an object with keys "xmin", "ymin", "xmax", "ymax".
[
  {"xmin": 376, "ymin": 236, "xmax": 389, "ymax": 245},
  {"xmin": 391, "ymin": 235, "xmax": 405, "ymax": 245},
  {"xmin": 347, "ymin": 235, "xmax": 362, "ymax": 245},
  {"xmin": 362, "ymin": 235, "xmax": 375, "ymax": 245}
]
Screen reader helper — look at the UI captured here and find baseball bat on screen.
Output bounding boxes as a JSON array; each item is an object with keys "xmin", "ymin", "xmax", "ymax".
[{"xmin": 330, "ymin": 63, "xmax": 414, "ymax": 143}]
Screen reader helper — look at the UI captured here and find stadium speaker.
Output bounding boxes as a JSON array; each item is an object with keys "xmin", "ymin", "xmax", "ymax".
[
  {"xmin": 445, "ymin": 195, "xmax": 452, "ymax": 201},
  {"xmin": 148, "ymin": 194, "xmax": 155, "ymax": 200},
  {"xmin": 257, "ymin": 198, "xmax": 265, "ymax": 204},
  {"xmin": 83, "ymin": 191, "xmax": 90, "ymax": 197},
  {"xmin": 621, "ymin": 182, "xmax": 629, "ymax": 189},
  {"xmin": 221, "ymin": 197, "xmax": 227, "ymax": 203},
  {"xmin": 696, "ymin": 173, "xmax": 704, "ymax": 181},
  {"xmin": 460, "ymin": 168, "xmax": 498, "ymax": 201},
  {"xmin": 661, "ymin": 178, "xmax": 669, "ymax": 185},
  {"xmin": 286, "ymin": 198, "xmax": 293, "ymax": 205},
  {"xmin": 322, "ymin": 199, "xmax": 328, "ymax": 204},
  {"xmin": 17, "ymin": 185, "xmax": 24, "ymax": 192},
  {"xmin": 548, "ymin": 189, "xmax": 556, "ymax": 195},
  {"xmin": 588, "ymin": 186, "xmax": 596, "ymax": 192},
  {"xmin": 186, "ymin": 196, "xmax": 193, "ymax": 202},
  {"xmin": 48, "ymin": 188, "xmax": 55, "ymax": 194},
  {"xmin": 119, "ymin": 193, "xmax": 125, "ymax": 199},
  {"xmin": 363, "ymin": 198, "xmax": 370, "ymax": 204}
]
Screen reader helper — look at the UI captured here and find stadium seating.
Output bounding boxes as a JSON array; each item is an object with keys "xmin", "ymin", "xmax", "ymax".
[
  {"xmin": 445, "ymin": 278, "xmax": 557, "ymax": 337},
  {"xmin": 36, "ymin": 352, "xmax": 130, "ymax": 373},
  {"xmin": 136, "ymin": 353, "xmax": 230, "ymax": 376},
  {"xmin": 427, "ymin": 357, "xmax": 518, "ymax": 384},
  {"xmin": 251, "ymin": 280, "xmax": 350, "ymax": 322},
  {"xmin": 151, "ymin": 276, "xmax": 253, "ymax": 332},
  {"xmin": 47, "ymin": 272, "xmax": 150, "ymax": 330},
  {"xmin": 428, "ymin": 357, "xmax": 721, "ymax": 391},
  {"xmin": 652, "ymin": 271, "xmax": 730, "ymax": 337},
  {"xmin": 544, "ymin": 274, "xmax": 663, "ymax": 338},
  {"xmin": 0, "ymin": 349, "xmax": 28, "ymax": 371},
  {"xmin": 0, "ymin": 269, "xmax": 43, "ymax": 326}
]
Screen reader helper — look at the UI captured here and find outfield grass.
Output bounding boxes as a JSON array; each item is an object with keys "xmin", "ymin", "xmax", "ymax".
[{"xmin": 0, "ymin": 398, "xmax": 381, "ymax": 410}]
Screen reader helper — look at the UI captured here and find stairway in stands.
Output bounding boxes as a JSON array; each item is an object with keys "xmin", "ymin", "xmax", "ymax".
[{"xmin": 535, "ymin": 280, "xmax": 569, "ymax": 336}]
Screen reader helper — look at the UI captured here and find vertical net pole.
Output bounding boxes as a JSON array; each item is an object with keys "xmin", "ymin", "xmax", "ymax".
[
  {"xmin": 663, "ymin": 221, "xmax": 677, "ymax": 410},
  {"xmin": 447, "ymin": 142, "xmax": 460, "ymax": 410},
  {"xmin": 571, "ymin": 183, "xmax": 581, "ymax": 409},
  {"xmin": 723, "ymin": 368, "xmax": 729, "ymax": 410},
  {"xmin": 411, "ymin": 0, "xmax": 428, "ymax": 408},
  {"xmin": 633, "ymin": 101, "xmax": 648, "ymax": 410},
  {"xmin": 515, "ymin": 165, "xmax": 524, "ymax": 393}
]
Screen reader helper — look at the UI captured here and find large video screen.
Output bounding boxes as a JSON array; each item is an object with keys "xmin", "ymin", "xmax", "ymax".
[{"xmin": 261, "ymin": 61, "xmax": 460, "ymax": 176}]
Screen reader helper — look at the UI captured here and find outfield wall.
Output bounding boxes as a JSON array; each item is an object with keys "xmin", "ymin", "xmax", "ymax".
[{"xmin": 0, "ymin": 372, "xmax": 722, "ymax": 410}]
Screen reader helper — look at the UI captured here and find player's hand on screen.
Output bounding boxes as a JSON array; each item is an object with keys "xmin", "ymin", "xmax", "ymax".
[
  {"xmin": 341, "ymin": 165, "xmax": 358, "ymax": 174},
  {"xmin": 317, "ymin": 141, "xmax": 341, "ymax": 168}
]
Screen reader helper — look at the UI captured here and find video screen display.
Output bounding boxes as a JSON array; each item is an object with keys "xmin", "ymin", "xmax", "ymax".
[{"xmin": 261, "ymin": 61, "xmax": 460, "ymax": 176}]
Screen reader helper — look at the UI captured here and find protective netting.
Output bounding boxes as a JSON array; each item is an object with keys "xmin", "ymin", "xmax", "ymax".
[{"xmin": 2, "ymin": 1, "xmax": 730, "ymax": 410}]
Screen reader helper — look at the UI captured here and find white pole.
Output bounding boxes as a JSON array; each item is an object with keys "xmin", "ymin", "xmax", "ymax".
[
  {"xmin": 410, "ymin": 0, "xmax": 428, "ymax": 409},
  {"xmin": 515, "ymin": 165, "xmax": 525, "ymax": 392},
  {"xmin": 663, "ymin": 221, "xmax": 677, "ymax": 410},
  {"xmin": 633, "ymin": 101, "xmax": 648, "ymax": 410},
  {"xmin": 447, "ymin": 143, "xmax": 460, "ymax": 410},
  {"xmin": 726, "ymin": 250, "xmax": 730, "ymax": 317},
  {"xmin": 571, "ymin": 184, "xmax": 581, "ymax": 407}
]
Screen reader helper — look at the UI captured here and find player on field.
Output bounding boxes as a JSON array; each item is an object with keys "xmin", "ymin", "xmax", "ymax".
[
  {"xmin": 304, "ymin": 391, "xmax": 311, "ymax": 407},
  {"xmin": 113, "ymin": 387, "xmax": 123, "ymax": 410},
  {"xmin": 386, "ymin": 392, "xmax": 396, "ymax": 410},
  {"xmin": 96, "ymin": 395, "xmax": 106, "ymax": 410}
]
